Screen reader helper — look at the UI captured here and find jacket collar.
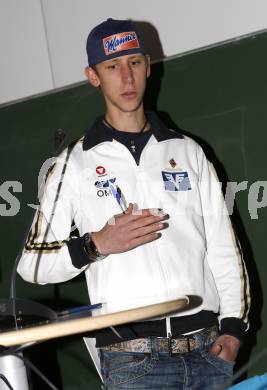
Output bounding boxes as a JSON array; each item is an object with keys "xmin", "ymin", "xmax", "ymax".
[{"xmin": 83, "ymin": 111, "xmax": 183, "ymax": 151}]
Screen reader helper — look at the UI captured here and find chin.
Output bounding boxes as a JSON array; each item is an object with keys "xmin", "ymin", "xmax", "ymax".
[{"xmin": 117, "ymin": 99, "xmax": 143, "ymax": 113}]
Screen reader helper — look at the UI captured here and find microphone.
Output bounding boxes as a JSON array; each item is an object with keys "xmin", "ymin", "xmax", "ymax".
[{"xmin": 54, "ymin": 128, "xmax": 66, "ymax": 155}]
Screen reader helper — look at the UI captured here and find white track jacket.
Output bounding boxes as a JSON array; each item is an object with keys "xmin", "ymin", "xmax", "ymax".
[{"xmin": 17, "ymin": 112, "xmax": 250, "ymax": 332}]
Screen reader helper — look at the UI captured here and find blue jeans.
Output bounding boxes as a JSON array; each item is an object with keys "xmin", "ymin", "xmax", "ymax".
[{"xmin": 100, "ymin": 329, "xmax": 234, "ymax": 389}]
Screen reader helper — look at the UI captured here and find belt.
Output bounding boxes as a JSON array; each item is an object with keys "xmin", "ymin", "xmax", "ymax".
[{"xmin": 101, "ymin": 326, "xmax": 218, "ymax": 354}]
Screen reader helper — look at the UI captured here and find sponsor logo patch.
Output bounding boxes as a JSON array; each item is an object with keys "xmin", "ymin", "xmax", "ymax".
[
  {"xmin": 96, "ymin": 166, "xmax": 106, "ymax": 176},
  {"xmin": 94, "ymin": 177, "xmax": 116, "ymax": 197},
  {"xmin": 103, "ymin": 31, "xmax": 140, "ymax": 55},
  {"xmin": 94, "ymin": 177, "xmax": 116, "ymax": 189},
  {"xmin": 162, "ymin": 171, "xmax": 192, "ymax": 192}
]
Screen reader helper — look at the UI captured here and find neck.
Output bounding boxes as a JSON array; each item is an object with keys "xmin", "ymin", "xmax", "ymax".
[{"xmin": 105, "ymin": 107, "xmax": 147, "ymax": 133}]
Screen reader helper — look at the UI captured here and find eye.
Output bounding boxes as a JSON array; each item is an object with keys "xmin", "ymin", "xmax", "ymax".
[
  {"xmin": 131, "ymin": 60, "xmax": 141, "ymax": 66},
  {"xmin": 106, "ymin": 64, "xmax": 117, "ymax": 70}
]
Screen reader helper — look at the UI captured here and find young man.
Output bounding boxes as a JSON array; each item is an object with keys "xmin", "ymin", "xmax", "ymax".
[{"xmin": 18, "ymin": 19, "xmax": 250, "ymax": 389}]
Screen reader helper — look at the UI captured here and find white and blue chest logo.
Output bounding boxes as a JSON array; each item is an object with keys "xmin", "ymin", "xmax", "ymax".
[
  {"xmin": 94, "ymin": 177, "xmax": 116, "ymax": 197},
  {"xmin": 162, "ymin": 170, "xmax": 192, "ymax": 192},
  {"xmin": 95, "ymin": 177, "xmax": 116, "ymax": 188}
]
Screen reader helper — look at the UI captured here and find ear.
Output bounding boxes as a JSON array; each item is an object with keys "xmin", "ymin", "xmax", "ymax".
[
  {"xmin": 84, "ymin": 66, "xmax": 100, "ymax": 88},
  {"xmin": 145, "ymin": 55, "xmax": 151, "ymax": 78}
]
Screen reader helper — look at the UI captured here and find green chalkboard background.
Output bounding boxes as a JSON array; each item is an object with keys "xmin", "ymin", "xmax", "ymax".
[{"xmin": 1, "ymin": 30, "xmax": 267, "ymax": 388}]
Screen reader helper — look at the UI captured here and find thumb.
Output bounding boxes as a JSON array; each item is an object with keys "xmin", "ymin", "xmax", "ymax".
[
  {"xmin": 210, "ymin": 342, "xmax": 222, "ymax": 356},
  {"xmin": 125, "ymin": 203, "xmax": 134, "ymax": 214}
]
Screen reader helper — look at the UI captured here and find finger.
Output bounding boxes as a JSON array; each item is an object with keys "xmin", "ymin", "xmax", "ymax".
[
  {"xmin": 132, "ymin": 222, "xmax": 168, "ymax": 238},
  {"xmin": 129, "ymin": 232, "xmax": 162, "ymax": 249},
  {"xmin": 210, "ymin": 343, "xmax": 223, "ymax": 356},
  {"xmin": 129, "ymin": 209, "xmax": 169, "ymax": 227},
  {"xmin": 116, "ymin": 203, "xmax": 141, "ymax": 218},
  {"xmin": 114, "ymin": 209, "xmax": 167, "ymax": 229},
  {"xmin": 131, "ymin": 207, "xmax": 163, "ymax": 217},
  {"xmin": 114, "ymin": 210, "xmax": 164, "ymax": 227},
  {"xmin": 128, "ymin": 214, "xmax": 168, "ymax": 231},
  {"xmin": 125, "ymin": 203, "xmax": 134, "ymax": 215},
  {"xmin": 112, "ymin": 203, "xmax": 134, "ymax": 221}
]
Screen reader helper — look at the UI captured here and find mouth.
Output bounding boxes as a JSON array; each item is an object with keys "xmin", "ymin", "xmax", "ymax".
[{"xmin": 121, "ymin": 91, "xmax": 137, "ymax": 100}]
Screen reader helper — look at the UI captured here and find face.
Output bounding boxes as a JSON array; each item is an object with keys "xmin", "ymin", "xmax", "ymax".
[{"xmin": 85, "ymin": 53, "xmax": 150, "ymax": 114}]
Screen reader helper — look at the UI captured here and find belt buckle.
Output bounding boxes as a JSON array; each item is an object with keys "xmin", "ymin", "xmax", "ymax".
[
  {"xmin": 158, "ymin": 335, "xmax": 173, "ymax": 356},
  {"xmin": 172, "ymin": 335, "xmax": 193, "ymax": 355}
]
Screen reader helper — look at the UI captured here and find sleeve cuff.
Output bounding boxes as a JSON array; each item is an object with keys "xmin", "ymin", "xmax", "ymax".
[
  {"xmin": 220, "ymin": 317, "xmax": 247, "ymax": 341},
  {"xmin": 67, "ymin": 236, "xmax": 89, "ymax": 269}
]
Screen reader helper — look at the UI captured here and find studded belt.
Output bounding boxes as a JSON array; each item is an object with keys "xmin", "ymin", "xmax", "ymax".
[{"xmin": 101, "ymin": 326, "xmax": 218, "ymax": 354}]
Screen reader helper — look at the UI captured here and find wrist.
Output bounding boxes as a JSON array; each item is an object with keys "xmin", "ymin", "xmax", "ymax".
[
  {"xmin": 83, "ymin": 232, "xmax": 107, "ymax": 262},
  {"xmin": 91, "ymin": 232, "xmax": 107, "ymax": 255}
]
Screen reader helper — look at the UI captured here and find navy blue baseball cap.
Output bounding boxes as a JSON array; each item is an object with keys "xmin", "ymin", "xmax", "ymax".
[{"xmin": 86, "ymin": 18, "xmax": 146, "ymax": 66}]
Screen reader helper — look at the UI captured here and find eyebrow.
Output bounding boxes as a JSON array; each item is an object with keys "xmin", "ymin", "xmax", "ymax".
[{"xmin": 128, "ymin": 54, "xmax": 144, "ymax": 59}]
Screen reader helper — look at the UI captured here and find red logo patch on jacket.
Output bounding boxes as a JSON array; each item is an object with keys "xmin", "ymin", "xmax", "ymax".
[{"xmin": 96, "ymin": 166, "xmax": 106, "ymax": 176}]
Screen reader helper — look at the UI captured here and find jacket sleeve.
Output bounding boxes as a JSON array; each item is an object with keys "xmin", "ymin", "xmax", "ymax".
[
  {"xmin": 197, "ymin": 144, "xmax": 250, "ymax": 339},
  {"xmin": 17, "ymin": 145, "xmax": 90, "ymax": 284}
]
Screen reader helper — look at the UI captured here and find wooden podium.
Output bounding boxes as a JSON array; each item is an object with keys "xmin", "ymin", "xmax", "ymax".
[
  {"xmin": 0, "ymin": 295, "xmax": 202, "ymax": 389},
  {"xmin": 0, "ymin": 296, "xmax": 200, "ymax": 347}
]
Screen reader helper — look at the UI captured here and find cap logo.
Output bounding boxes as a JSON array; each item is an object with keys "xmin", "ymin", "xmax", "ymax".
[{"xmin": 103, "ymin": 31, "xmax": 140, "ymax": 55}]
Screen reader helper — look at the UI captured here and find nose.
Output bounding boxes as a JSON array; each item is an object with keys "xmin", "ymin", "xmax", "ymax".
[{"xmin": 121, "ymin": 63, "xmax": 134, "ymax": 84}]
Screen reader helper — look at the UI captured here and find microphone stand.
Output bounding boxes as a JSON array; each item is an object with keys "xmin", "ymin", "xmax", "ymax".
[{"xmin": 0, "ymin": 128, "xmax": 66, "ymax": 390}]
